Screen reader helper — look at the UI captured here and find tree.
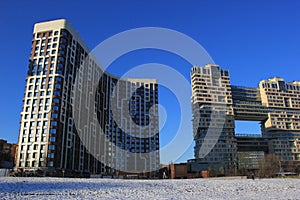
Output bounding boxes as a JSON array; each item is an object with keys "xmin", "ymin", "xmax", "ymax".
[{"xmin": 257, "ymin": 154, "xmax": 280, "ymax": 178}]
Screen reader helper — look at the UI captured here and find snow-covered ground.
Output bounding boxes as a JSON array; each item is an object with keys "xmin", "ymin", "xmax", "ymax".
[{"xmin": 0, "ymin": 177, "xmax": 299, "ymax": 199}]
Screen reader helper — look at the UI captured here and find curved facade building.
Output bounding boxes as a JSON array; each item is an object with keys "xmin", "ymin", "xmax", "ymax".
[{"xmin": 15, "ymin": 19, "xmax": 160, "ymax": 176}]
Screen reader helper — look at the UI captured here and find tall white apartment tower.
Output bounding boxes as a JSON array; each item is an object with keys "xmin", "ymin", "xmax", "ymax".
[{"xmin": 16, "ymin": 19, "xmax": 160, "ymax": 177}]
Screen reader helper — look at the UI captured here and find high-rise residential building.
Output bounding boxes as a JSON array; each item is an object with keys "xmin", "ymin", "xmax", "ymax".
[
  {"xmin": 190, "ymin": 64, "xmax": 237, "ymax": 170},
  {"xmin": 259, "ymin": 77, "xmax": 300, "ymax": 163},
  {"xmin": 15, "ymin": 19, "xmax": 159, "ymax": 176},
  {"xmin": 190, "ymin": 64, "xmax": 300, "ymax": 172}
]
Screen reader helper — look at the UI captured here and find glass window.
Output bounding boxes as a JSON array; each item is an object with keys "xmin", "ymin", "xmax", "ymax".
[
  {"xmin": 55, "ymin": 84, "xmax": 61, "ymax": 89},
  {"xmin": 48, "ymin": 161, "xmax": 54, "ymax": 167},
  {"xmin": 54, "ymin": 91, "xmax": 61, "ymax": 96},
  {"xmin": 58, "ymin": 56, "xmax": 64, "ymax": 62},
  {"xmin": 49, "ymin": 137, "xmax": 56, "ymax": 142},
  {"xmin": 50, "ymin": 128, "xmax": 56, "ymax": 134},
  {"xmin": 51, "ymin": 121, "xmax": 57, "ymax": 126},
  {"xmin": 48, "ymin": 153, "xmax": 54, "ymax": 158}
]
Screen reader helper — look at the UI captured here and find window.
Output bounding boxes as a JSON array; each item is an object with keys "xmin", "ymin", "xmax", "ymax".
[
  {"xmin": 51, "ymin": 121, "xmax": 57, "ymax": 126},
  {"xmin": 55, "ymin": 77, "xmax": 61, "ymax": 82},
  {"xmin": 53, "ymin": 98, "xmax": 60, "ymax": 103},
  {"xmin": 48, "ymin": 145, "xmax": 55, "ymax": 150},
  {"xmin": 61, "ymin": 31, "xmax": 67, "ymax": 36},
  {"xmin": 49, "ymin": 137, "xmax": 56, "ymax": 142},
  {"xmin": 50, "ymin": 128, "xmax": 56, "ymax": 134},
  {"xmin": 54, "ymin": 91, "xmax": 61, "ymax": 96},
  {"xmin": 48, "ymin": 161, "xmax": 54, "ymax": 167},
  {"xmin": 59, "ymin": 50, "xmax": 65, "ymax": 55},
  {"xmin": 58, "ymin": 56, "xmax": 64, "ymax": 62},
  {"xmin": 48, "ymin": 153, "xmax": 54, "ymax": 158},
  {"xmin": 52, "ymin": 113, "xmax": 58, "ymax": 118},
  {"xmin": 54, "ymin": 31, "xmax": 58, "ymax": 35},
  {"xmin": 55, "ymin": 84, "xmax": 61, "ymax": 89}
]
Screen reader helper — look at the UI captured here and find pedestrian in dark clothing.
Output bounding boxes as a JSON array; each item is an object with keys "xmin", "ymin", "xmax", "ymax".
[{"xmin": 251, "ymin": 172, "xmax": 255, "ymax": 180}]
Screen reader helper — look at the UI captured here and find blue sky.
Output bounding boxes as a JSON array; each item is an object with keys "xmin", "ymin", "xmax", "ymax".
[{"xmin": 0, "ymin": 0, "xmax": 299, "ymax": 163}]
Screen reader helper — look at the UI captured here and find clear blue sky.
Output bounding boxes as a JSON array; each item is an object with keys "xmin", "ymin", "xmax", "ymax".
[{"xmin": 0, "ymin": 0, "xmax": 299, "ymax": 164}]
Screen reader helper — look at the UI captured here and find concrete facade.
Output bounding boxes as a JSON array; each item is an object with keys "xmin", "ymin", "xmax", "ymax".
[
  {"xmin": 191, "ymin": 64, "xmax": 300, "ymax": 171},
  {"xmin": 15, "ymin": 19, "xmax": 160, "ymax": 176}
]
